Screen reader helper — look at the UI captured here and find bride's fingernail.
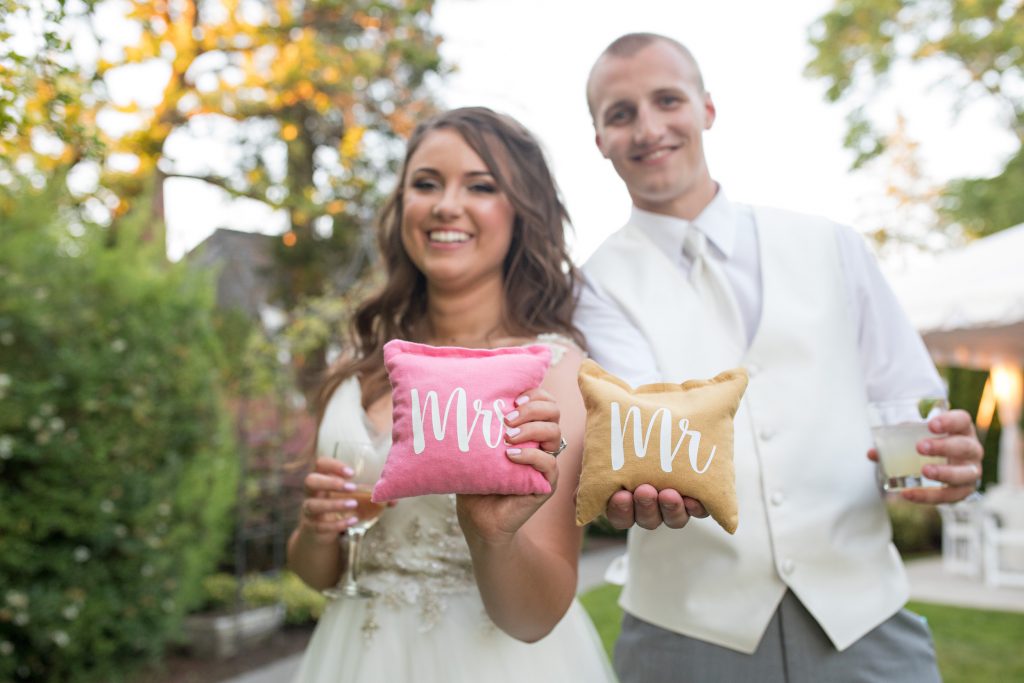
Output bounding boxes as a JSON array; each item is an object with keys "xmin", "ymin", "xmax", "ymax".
[
  {"xmin": 343, "ymin": 482, "xmax": 357, "ymax": 492},
  {"xmin": 506, "ymin": 448, "xmax": 522, "ymax": 457},
  {"xmin": 342, "ymin": 466, "xmax": 354, "ymax": 477},
  {"xmin": 515, "ymin": 395, "xmax": 530, "ymax": 406},
  {"xmin": 505, "ymin": 410, "xmax": 520, "ymax": 423},
  {"xmin": 506, "ymin": 426, "xmax": 521, "ymax": 437},
  {"xmin": 345, "ymin": 516, "xmax": 359, "ymax": 526}
]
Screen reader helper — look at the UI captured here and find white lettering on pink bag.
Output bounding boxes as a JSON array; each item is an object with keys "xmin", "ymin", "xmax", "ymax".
[
  {"xmin": 410, "ymin": 387, "xmax": 508, "ymax": 453},
  {"xmin": 609, "ymin": 402, "xmax": 717, "ymax": 474}
]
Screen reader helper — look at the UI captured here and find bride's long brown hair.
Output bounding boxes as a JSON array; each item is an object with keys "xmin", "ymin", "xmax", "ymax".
[{"xmin": 317, "ymin": 107, "xmax": 584, "ymax": 420}]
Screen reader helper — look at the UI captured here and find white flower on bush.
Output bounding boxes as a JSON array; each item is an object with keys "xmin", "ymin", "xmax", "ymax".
[
  {"xmin": 27, "ymin": 416, "xmax": 43, "ymax": 431},
  {"xmin": 141, "ymin": 563, "xmax": 155, "ymax": 577},
  {"xmin": 73, "ymin": 546, "xmax": 90, "ymax": 563},
  {"xmin": 5, "ymin": 591, "xmax": 28, "ymax": 609},
  {"xmin": 0, "ymin": 435, "xmax": 14, "ymax": 460},
  {"xmin": 113, "ymin": 524, "xmax": 127, "ymax": 538},
  {"xmin": 62, "ymin": 604, "xmax": 80, "ymax": 620},
  {"xmin": 39, "ymin": 403, "xmax": 55, "ymax": 417},
  {"xmin": 48, "ymin": 417, "xmax": 65, "ymax": 433},
  {"xmin": 157, "ymin": 502, "xmax": 171, "ymax": 517},
  {"xmin": 0, "ymin": 332, "xmax": 12, "ymax": 346},
  {"xmin": 50, "ymin": 630, "xmax": 70, "ymax": 648},
  {"xmin": 0, "ymin": 640, "xmax": 12, "ymax": 656},
  {"xmin": 0, "ymin": 374, "xmax": 10, "ymax": 396},
  {"xmin": 100, "ymin": 499, "xmax": 115, "ymax": 514},
  {"xmin": 14, "ymin": 613, "xmax": 29, "ymax": 626},
  {"xmin": 111, "ymin": 338, "xmax": 127, "ymax": 353}
]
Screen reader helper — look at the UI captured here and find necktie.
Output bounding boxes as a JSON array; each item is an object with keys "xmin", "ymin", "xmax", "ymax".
[{"xmin": 682, "ymin": 226, "xmax": 746, "ymax": 350}]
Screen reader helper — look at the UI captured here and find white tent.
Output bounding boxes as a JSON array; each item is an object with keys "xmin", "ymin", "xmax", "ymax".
[{"xmin": 889, "ymin": 223, "xmax": 1024, "ymax": 487}]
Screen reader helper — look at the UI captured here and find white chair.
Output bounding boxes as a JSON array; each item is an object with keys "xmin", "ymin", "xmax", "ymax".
[
  {"xmin": 938, "ymin": 500, "xmax": 984, "ymax": 577},
  {"xmin": 980, "ymin": 486, "xmax": 1024, "ymax": 588}
]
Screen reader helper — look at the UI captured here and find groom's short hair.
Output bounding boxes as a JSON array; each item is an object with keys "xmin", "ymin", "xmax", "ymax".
[{"xmin": 586, "ymin": 33, "xmax": 706, "ymax": 116}]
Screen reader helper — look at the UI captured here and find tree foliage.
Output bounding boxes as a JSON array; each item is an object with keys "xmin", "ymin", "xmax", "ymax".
[
  {"xmin": 941, "ymin": 145, "xmax": 1024, "ymax": 235},
  {"xmin": 806, "ymin": 0, "xmax": 1024, "ymax": 237},
  {"xmin": 0, "ymin": 0, "xmax": 103, "ymax": 179},
  {"xmin": 7, "ymin": 0, "xmax": 446, "ymax": 302},
  {"xmin": 859, "ymin": 113, "xmax": 949, "ymax": 253},
  {"xmin": 101, "ymin": 0, "xmax": 444, "ymax": 299}
]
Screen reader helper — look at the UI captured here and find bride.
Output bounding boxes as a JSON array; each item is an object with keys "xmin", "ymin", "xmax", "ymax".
[{"xmin": 287, "ymin": 106, "xmax": 616, "ymax": 682}]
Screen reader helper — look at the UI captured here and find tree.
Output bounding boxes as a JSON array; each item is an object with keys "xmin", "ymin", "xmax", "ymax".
[
  {"xmin": 0, "ymin": 0, "xmax": 103, "ymax": 188},
  {"xmin": 806, "ymin": 0, "xmax": 1024, "ymax": 238},
  {"xmin": 856, "ymin": 113, "xmax": 950, "ymax": 256},
  {"xmin": 97, "ymin": 0, "xmax": 445, "ymax": 300},
  {"xmin": 7, "ymin": 0, "xmax": 446, "ymax": 303}
]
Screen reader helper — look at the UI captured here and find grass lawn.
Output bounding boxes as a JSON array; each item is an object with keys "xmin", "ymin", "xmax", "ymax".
[{"xmin": 579, "ymin": 584, "xmax": 1024, "ymax": 682}]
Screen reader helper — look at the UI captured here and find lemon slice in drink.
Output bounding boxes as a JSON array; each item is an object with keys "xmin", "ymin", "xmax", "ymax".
[{"xmin": 917, "ymin": 398, "xmax": 946, "ymax": 419}]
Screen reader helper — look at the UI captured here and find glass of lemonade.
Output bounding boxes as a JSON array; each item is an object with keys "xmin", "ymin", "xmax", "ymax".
[{"xmin": 867, "ymin": 398, "xmax": 948, "ymax": 491}]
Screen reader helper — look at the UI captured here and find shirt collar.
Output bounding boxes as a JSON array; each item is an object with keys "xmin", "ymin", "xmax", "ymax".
[{"xmin": 630, "ymin": 187, "xmax": 738, "ymax": 261}]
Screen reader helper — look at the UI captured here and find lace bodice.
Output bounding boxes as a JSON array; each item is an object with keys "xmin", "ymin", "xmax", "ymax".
[{"xmin": 315, "ymin": 334, "xmax": 577, "ymax": 637}]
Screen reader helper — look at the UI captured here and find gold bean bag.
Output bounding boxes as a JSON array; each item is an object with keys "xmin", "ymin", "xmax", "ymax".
[{"xmin": 576, "ymin": 359, "xmax": 748, "ymax": 534}]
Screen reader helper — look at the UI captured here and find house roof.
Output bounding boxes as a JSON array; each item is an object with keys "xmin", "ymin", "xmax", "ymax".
[
  {"xmin": 186, "ymin": 228, "xmax": 278, "ymax": 320},
  {"xmin": 889, "ymin": 224, "xmax": 1024, "ymax": 367}
]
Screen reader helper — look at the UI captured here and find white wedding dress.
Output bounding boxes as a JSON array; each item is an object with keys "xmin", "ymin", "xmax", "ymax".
[{"xmin": 291, "ymin": 337, "xmax": 617, "ymax": 683}]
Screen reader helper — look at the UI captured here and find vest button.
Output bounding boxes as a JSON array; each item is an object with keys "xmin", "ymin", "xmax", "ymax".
[
  {"xmin": 770, "ymin": 491, "xmax": 784, "ymax": 506},
  {"xmin": 781, "ymin": 559, "xmax": 795, "ymax": 575}
]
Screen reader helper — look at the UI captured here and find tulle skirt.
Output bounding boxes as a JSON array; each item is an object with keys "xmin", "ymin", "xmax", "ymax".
[{"xmin": 291, "ymin": 591, "xmax": 617, "ymax": 682}]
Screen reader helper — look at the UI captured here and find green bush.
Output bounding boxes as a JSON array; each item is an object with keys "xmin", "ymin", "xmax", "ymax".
[
  {"xmin": 944, "ymin": 365, "xmax": 1003, "ymax": 490},
  {"xmin": 888, "ymin": 497, "xmax": 942, "ymax": 556},
  {"xmin": 276, "ymin": 571, "xmax": 327, "ymax": 624},
  {"xmin": 240, "ymin": 574, "xmax": 281, "ymax": 608},
  {"xmin": 195, "ymin": 571, "xmax": 325, "ymax": 625},
  {"xmin": 0, "ymin": 180, "xmax": 239, "ymax": 682},
  {"xmin": 586, "ymin": 519, "xmax": 628, "ymax": 543},
  {"xmin": 198, "ymin": 574, "xmax": 241, "ymax": 613}
]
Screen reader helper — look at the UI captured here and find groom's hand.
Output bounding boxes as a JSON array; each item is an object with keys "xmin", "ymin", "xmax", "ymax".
[
  {"xmin": 605, "ymin": 485, "xmax": 709, "ymax": 530},
  {"xmin": 867, "ymin": 408, "xmax": 984, "ymax": 505}
]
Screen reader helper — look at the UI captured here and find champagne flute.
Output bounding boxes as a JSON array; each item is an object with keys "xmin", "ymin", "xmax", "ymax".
[{"xmin": 323, "ymin": 441, "xmax": 386, "ymax": 599}]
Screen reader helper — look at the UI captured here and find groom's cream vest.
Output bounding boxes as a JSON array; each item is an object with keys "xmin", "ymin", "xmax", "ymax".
[{"xmin": 582, "ymin": 206, "xmax": 908, "ymax": 654}]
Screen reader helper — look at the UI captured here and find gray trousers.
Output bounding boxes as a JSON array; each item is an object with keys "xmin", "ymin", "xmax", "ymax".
[{"xmin": 614, "ymin": 592, "xmax": 941, "ymax": 683}]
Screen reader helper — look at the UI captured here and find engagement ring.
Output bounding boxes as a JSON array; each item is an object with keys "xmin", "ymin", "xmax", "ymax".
[{"xmin": 543, "ymin": 437, "xmax": 568, "ymax": 458}]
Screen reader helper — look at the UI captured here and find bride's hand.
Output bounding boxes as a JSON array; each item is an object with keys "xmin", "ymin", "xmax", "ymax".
[
  {"xmin": 456, "ymin": 388, "xmax": 562, "ymax": 545},
  {"xmin": 298, "ymin": 458, "xmax": 360, "ymax": 545}
]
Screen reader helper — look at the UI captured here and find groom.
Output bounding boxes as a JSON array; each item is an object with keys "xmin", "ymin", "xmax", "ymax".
[{"xmin": 575, "ymin": 32, "xmax": 985, "ymax": 682}]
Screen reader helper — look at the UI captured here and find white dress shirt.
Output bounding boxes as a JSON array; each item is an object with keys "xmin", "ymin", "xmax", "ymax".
[{"xmin": 576, "ymin": 189, "xmax": 944, "ymax": 399}]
